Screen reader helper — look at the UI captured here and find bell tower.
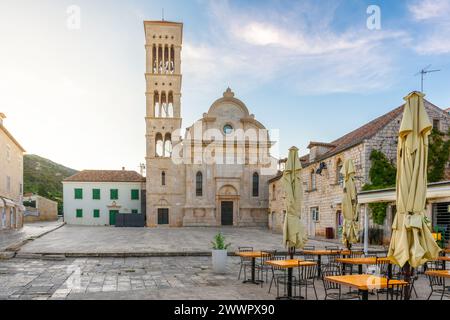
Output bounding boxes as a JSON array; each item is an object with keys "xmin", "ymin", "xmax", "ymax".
[{"xmin": 144, "ymin": 21, "xmax": 185, "ymax": 227}]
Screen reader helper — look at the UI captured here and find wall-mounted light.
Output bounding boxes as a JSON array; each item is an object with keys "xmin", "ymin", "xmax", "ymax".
[{"xmin": 316, "ymin": 162, "xmax": 327, "ymax": 175}]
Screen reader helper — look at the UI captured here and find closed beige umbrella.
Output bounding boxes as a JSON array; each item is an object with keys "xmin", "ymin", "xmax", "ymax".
[
  {"xmin": 341, "ymin": 159, "xmax": 359, "ymax": 249},
  {"xmin": 282, "ymin": 146, "xmax": 308, "ymax": 254},
  {"xmin": 388, "ymin": 91, "xmax": 441, "ymax": 269}
]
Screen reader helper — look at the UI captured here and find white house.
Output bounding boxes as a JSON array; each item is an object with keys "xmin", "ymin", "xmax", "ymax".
[{"xmin": 63, "ymin": 170, "xmax": 145, "ymax": 226}]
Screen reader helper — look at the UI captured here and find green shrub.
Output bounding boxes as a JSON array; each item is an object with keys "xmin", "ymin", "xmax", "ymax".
[{"xmin": 211, "ymin": 233, "xmax": 231, "ymax": 250}]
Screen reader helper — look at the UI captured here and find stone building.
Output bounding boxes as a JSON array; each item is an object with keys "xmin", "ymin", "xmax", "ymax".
[
  {"xmin": 0, "ymin": 113, "xmax": 26, "ymax": 230},
  {"xmin": 144, "ymin": 21, "xmax": 274, "ymax": 227},
  {"xmin": 268, "ymin": 99, "xmax": 450, "ymax": 238},
  {"xmin": 23, "ymin": 194, "xmax": 58, "ymax": 223}
]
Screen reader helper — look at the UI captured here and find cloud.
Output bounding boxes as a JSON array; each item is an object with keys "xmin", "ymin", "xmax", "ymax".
[
  {"xmin": 409, "ymin": 0, "xmax": 450, "ymax": 20},
  {"xmin": 409, "ymin": 0, "xmax": 450, "ymax": 54},
  {"xmin": 182, "ymin": 0, "xmax": 406, "ymax": 95}
]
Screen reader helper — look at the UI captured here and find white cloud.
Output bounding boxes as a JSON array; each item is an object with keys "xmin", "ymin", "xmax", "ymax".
[
  {"xmin": 409, "ymin": 0, "xmax": 450, "ymax": 54},
  {"xmin": 409, "ymin": 0, "xmax": 450, "ymax": 20},
  {"xmin": 182, "ymin": 0, "xmax": 406, "ymax": 95}
]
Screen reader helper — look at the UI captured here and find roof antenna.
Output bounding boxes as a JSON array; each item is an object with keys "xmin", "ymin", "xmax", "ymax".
[
  {"xmin": 415, "ymin": 65, "xmax": 441, "ymax": 93},
  {"xmin": 162, "ymin": 8, "xmax": 165, "ymax": 21}
]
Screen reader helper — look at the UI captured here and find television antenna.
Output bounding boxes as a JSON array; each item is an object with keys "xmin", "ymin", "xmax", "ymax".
[{"xmin": 415, "ymin": 65, "xmax": 441, "ymax": 92}]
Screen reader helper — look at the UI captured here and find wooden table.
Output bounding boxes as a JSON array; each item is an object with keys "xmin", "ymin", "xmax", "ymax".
[
  {"xmin": 301, "ymin": 250, "xmax": 353, "ymax": 277},
  {"xmin": 337, "ymin": 257, "xmax": 392, "ymax": 275},
  {"xmin": 425, "ymin": 270, "xmax": 450, "ymax": 279},
  {"xmin": 325, "ymin": 274, "xmax": 408, "ymax": 300},
  {"xmin": 235, "ymin": 251, "xmax": 268, "ymax": 284},
  {"xmin": 265, "ymin": 259, "xmax": 317, "ymax": 300}
]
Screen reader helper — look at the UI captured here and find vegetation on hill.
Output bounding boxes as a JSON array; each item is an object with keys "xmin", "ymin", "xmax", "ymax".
[{"xmin": 23, "ymin": 154, "xmax": 78, "ymax": 214}]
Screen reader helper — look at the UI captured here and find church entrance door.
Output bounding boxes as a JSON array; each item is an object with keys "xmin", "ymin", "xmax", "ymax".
[{"xmin": 221, "ymin": 201, "xmax": 233, "ymax": 226}]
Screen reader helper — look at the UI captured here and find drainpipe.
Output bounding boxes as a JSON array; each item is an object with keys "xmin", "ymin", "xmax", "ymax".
[{"xmin": 364, "ymin": 205, "xmax": 369, "ymax": 255}]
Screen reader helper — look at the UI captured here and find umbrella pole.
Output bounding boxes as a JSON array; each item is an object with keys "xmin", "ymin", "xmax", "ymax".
[
  {"xmin": 402, "ymin": 262, "xmax": 412, "ymax": 300},
  {"xmin": 288, "ymin": 247, "xmax": 295, "ymax": 259}
]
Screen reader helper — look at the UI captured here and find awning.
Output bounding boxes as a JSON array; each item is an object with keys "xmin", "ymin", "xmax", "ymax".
[
  {"xmin": 2, "ymin": 198, "xmax": 15, "ymax": 207},
  {"xmin": 0, "ymin": 198, "xmax": 4, "ymax": 208}
]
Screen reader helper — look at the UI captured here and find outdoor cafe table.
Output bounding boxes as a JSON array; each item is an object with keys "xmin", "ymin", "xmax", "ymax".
[
  {"xmin": 265, "ymin": 259, "xmax": 317, "ymax": 300},
  {"xmin": 324, "ymin": 274, "xmax": 408, "ymax": 300},
  {"xmin": 425, "ymin": 270, "xmax": 450, "ymax": 279},
  {"xmin": 301, "ymin": 250, "xmax": 355, "ymax": 277},
  {"xmin": 235, "ymin": 251, "xmax": 268, "ymax": 285},
  {"xmin": 337, "ymin": 257, "xmax": 392, "ymax": 276}
]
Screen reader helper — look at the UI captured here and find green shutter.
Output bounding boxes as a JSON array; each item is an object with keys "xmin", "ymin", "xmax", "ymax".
[
  {"xmin": 131, "ymin": 189, "xmax": 139, "ymax": 200},
  {"xmin": 132, "ymin": 209, "xmax": 138, "ymax": 214},
  {"xmin": 93, "ymin": 209, "xmax": 100, "ymax": 218},
  {"xmin": 110, "ymin": 189, "xmax": 118, "ymax": 200},
  {"xmin": 74, "ymin": 188, "xmax": 83, "ymax": 199},
  {"xmin": 76, "ymin": 209, "xmax": 83, "ymax": 218},
  {"xmin": 92, "ymin": 189, "xmax": 100, "ymax": 200}
]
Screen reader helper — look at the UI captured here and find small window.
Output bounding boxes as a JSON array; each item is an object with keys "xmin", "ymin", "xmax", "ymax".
[
  {"xmin": 196, "ymin": 171, "xmax": 203, "ymax": 197},
  {"xmin": 93, "ymin": 209, "xmax": 100, "ymax": 218},
  {"xmin": 272, "ymin": 184, "xmax": 276, "ymax": 200},
  {"xmin": 74, "ymin": 188, "xmax": 83, "ymax": 199},
  {"xmin": 161, "ymin": 171, "xmax": 166, "ymax": 186},
  {"xmin": 76, "ymin": 209, "xmax": 83, "ymax": 218},
  {"xmin": 110, "ymin": 189, "xmax": 119, "ymax": 200},
  {"xmin": 92, "ymin": 189, "xmax": 100, "ymax": 200},
  {"xmin": 131, "ymin": 189, "xmax": 140, "ymax": 200},
  {"xmin": 433, "ymin": 119, "xmax": 440, "ymax": 131},
  {"xmin": 310, "ymin": 170, "xmax": 316, "ymax": 191},
  {"xmin": 311, "ymin": 207, "xmax": 319, "ymax": 222},
  {"xmin": 132, "ymin": 209, "xmax": 138, "ymax": 214},
  {"xmin": 223, "ymin": 124, "xmax": 233, "ymax": 135},
  {"xmin": 336, "ymin": 160, "xmax": 344, "ymax": 186},
  {"xmin": 252, "ymin": 172, "xmax": 259, "ymax": 197}
]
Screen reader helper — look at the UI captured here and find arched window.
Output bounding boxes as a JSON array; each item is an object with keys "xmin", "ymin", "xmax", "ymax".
[
  {"xmin": 167, "ymin": 92, "xmax": 174, "ymax": 118},
  {"xmin": 164, "ymin": 133, "xmax": 172, "ymax": 157},
  {"xmin": 310, "ymin": 169, "xmax": 316, "ymax": 191},
  {"xmin": 160, "ymin": 91, "xmax": 167, "ymax": 117},
  {"xmin": 161, "ymin": 171, "xmax": 166, "ymax": 186},
  {"xmin": 155, "ymin": 133, "xmax": 163, "ymax": 157},
  {"xmin": 272, "ymin": 184, "xmax": 276, "ymax": 200},
  {"xmin": 158, "ymin": 45, "xmax": 163, "ymax": 73},
  {"xmin": 252, "ymin": 172, "xmax": 259, "ymax": 197},
  {"xmin": 196, "ymin": 171, "xmax": 203, "ymax": 197},
  {"xmin": 152, "ymin": 45, "xmax": 157, "ymax": 73},
  {"xmin": 336, "ymin": 159, "xmax": 344, "ymax": 186},
  {"xmin": 154, "ymin": 91, "xmax": 160, "ymax": 117}
]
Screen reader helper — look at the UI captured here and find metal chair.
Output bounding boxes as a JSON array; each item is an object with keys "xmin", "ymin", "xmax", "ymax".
[
  {"xmin": 386, "ymin": 280, "xmax": 407, "ymax": 300},
  {"xmin": 427, "ymin": 273, "xmax": 450, "ymax": 300},
  {"xmin": 321, "ymin": 267, "xmax": 360, "ymax": 300},
  {"xmin": 256, "ymin": 250, "xmax": 276, "ymax": 287},
  {"xmin": 237, "ymin": 247, "xmax": 253, "ymax": 280},
  {"xmin": 324, "ymin": 250, "xmax": 342, "ymax": 272},
  {"xmin": 295, "ymin": 263, "xmax": 318, "ymax": 300},
  {"xmin": 267, "ymin": 254, "xmax": 287, "ymax": 294}
]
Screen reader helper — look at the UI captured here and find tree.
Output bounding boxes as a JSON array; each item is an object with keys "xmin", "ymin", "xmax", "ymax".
[
  {"xmin": 363, "ymin": 150, "xmax": 397, "ymax": 225},
  {"xmin": 428, "ymin": 128, "xmax": 450, "ymax": 183}
]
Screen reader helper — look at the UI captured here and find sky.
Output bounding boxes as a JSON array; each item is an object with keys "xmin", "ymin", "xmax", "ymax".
[{"xmin": 1, "ymin": 0, "xmax": 450, "ymax": 172}]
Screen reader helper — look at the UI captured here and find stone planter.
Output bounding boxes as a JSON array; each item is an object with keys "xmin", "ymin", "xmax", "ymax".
[{"xmin": 212, "ymin": 249, "xmax": 228, "ymax": 274}]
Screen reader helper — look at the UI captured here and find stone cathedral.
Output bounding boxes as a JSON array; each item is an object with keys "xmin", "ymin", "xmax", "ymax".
[{"xmin": 144, "ymin": 21, "xmax": 274, "ymax": 227}]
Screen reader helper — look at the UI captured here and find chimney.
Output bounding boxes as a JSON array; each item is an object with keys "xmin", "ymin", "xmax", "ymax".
[{"xmin": 0, "ymin": 113, "xmax": 5, "ymax": 126}]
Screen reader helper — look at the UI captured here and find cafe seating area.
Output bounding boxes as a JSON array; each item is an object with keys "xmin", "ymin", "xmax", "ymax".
[{"xmin": 235, "ymin": 246, "xmax": 450, "ymax": 300}]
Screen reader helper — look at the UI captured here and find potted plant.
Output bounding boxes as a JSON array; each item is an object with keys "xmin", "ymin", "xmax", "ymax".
[{"xmin": 211, "ymin": 232, "xmax": 231, "ymax": 274}]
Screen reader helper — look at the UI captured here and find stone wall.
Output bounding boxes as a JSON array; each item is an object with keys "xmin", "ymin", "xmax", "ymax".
[{"xmin": 24, "ymin": 195, "xmax": 58, "ymax": 222}]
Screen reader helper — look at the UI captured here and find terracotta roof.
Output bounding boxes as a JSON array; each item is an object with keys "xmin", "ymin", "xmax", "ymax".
[
  {"xmin": 300, "ymin": 99, "xmax": 447, "ymax": 166},
  {"xmin": 64, "ymin": 170, "xmax": 145, "ymax": 182},
  {"xmin": 307, "ymin": 142, "xmax": 336, "ymax": 149}
]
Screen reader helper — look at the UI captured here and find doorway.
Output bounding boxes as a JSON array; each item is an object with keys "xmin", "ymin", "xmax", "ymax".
[
  {"xmin": 221, "ymin": 201, "xmax": 233, "ymax": 226},
  {"xmin": 109, "ymin": 210, "xmax": 118, "ymax": 226},
  {"xmin": 158, "ymin": 208, "xmax": 169, "ymax": 225}
]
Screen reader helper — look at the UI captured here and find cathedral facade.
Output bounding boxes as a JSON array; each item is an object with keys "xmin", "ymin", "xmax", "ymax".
[{"xmin": 144, "ymin": 21, "xmax": 274, "ymax": 227}]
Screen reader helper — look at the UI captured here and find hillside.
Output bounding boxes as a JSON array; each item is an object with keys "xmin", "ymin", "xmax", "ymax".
[{"xmin": 24, "ymin": 154, "xmax": 78, "ymax": 214}]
